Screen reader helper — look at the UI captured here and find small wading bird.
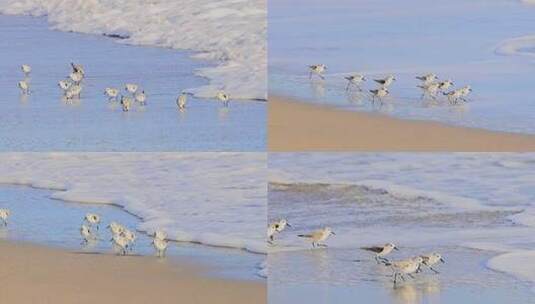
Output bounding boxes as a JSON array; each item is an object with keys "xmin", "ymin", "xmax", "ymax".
[
  {"xmin": 374, "ymin": 75, "xmax": 396, "ymax": 88},
  {"xmin": 80, "ymin": 224, "xmax": 96, "ymax": 244},
  {"xmin": 267, "ymin": 219, "xmax": 291, "ymax": 243},
  {"xmin": 84, "ymin": 213, "xmax": 101, "ymax": 230},
  {"xmin": 58, "ymin": 80, "xmax": 72, "ymax": 93},
  {"xmin": 386, "ymin": 256, "xmax": 423, "ymax": 286},
  {"xmin": 108, "ymin": 221, "xmax": 126, "ymax": 236},
  {"xmin": 121, "ymin": 96, "xmax": 132, "ymax": 112},
  {"xmin": 104, "ymin": 87, "xmax": 119, "ymax": 101},
  {"xmin": 309, "ymin": 64, "xmax": 327, "ymax": 80},
  {"xmin": 122, "ymin": 228, "xmax": 136, "ymax": 251},
  {"xmin": 369, "ymin": 87, "xmax": 389, "ymax": 103},
  {"xmin": 134, "ymin": 90, "xmax": 146, "ymax": 105},
  {"xmin": 419, "ymin": 252, "xmax": 445, "ymax": 274},
  {"xmin": 18, "ymin": 80, "xmax": 30, "ymax": 94},
  {"xmin": 65, "ymin": 84, "xmax": 82, "ymax": 100},
  {"xmin": 111, "ymin": 234, "xmax": 130, "ymax": 255},
  {"xmin": 0, "ymin": 209, "xmax": 10, "ymax": 226},
  {"xmin": 438, "ymin": 80, "xmax": 454, "ymax": 92},
  {"xmin": 21, "ymin": 64, "xmax": 31, "ymax": 77},
  {"xmin": 298, "ymin": 227, "xmax": 335, "ymax": 248},
  {"xmin": 417, "ymin": 82, "xmax": 440, "ymax": 100},
  {"xmin": 125, "ymin": 83, "xmax": 138, "ymax": 94},
  {"xmin": 415, "ymin": 73, "xmax": 437, "ymax": 85},
  {"xmin": 459, "ymin": 85, "xmax": 472, "ymax": 102},
  {"xmin": 71, "ymin": 62, "xmax": 85, "ymax": 76},
  {"xmin": 345, "ymin": 74, "xmax": 366, "ymax": 91},
  {"xmin": 177, "ymin": 92, "xmax": 188, "ymax": 111},
  {"xmin": 216, "ymin": 91, "xmax": 230, "ymax": 107},
  {"xmin": 444, "ymin": 88, "xmax": 464, "ymax": 105},
  {"xmin": 69, "ymin": 71, "xmax": 84, "ymax": 84},
  {"xmin": 361, "ymin": 243, "xmax": 399, "ymax": 264},
  {"xmin": 152, "ymin": 230, "xmax": 168, "ymax": 257}
]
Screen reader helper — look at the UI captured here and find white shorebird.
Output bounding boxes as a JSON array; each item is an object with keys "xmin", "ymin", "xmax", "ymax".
[
  {"xmin": 104, "ymin": 87, "xmax": 119, "ymax": 101},
  {"xmin": 0, "ymin": 209, "xmax": 10, "ymax": 226},
  {"xmin": 362, "ymin": 243, "xmax": 399, "ymax": 263},
  {"xmin": 216, "ymin": 91, "xmax": 230, "ymax": 107},
  {"xmin": 417, "ymin": 82, "xmax": 440, "ymax": 100},
  {"xmin": 122, "ymin": 228, "xmax": 136, "ymax": 251},
  {"xmin": 65, "ymin": 84, "xmax": 82, "ymax": 100},
  {"xmin": 177, "ymin": 92, "xmax": 188, "ymax": 111},
  {"xmin": 415, "ymin": 73, "xmax": 437, "ymax": 85},
  {"xmin": 369, "ymin": 87, "xmax": 389, "ymax": 103},
  {"xmin": 121, "ymin": 96, "xmax": 132, "ymax": 112},
  {"xmin": 267, "ymin": 219, "xmax": 291, "ymax": 243},
  {"xmin": 419, "ymin": 252, "xmax": 445, "ymax": 274},
  {"xmin": 111, "ymin": 234, "xmax": 130, "ymax": 255},
  {"xmin": 58, "ymin": 80, "xmax": 72, "ymax": 93},
  {"xmin": 459, "ymin": 85, "xmax": 472, "ymax": 101},
  {"xmin": 438, "ymin": 80, "xmax": 454, "ymax": 91},
  {"xmin": 134, "ymin": 90, "xmax": 146, "ymax": 105},
  {"xmin": 80, "ymin": 224, "xmax": 96, "ymax": 244},
  {"xmin": 69, "ymin": 71, "xmax": 84, "ymax": 84},
  {"xmin": 309, "ymin": 64, "xmax": 327, "ymax": 80},
  {"xmin": 373, "ymin": 75, "xmax": 396, "ymax": 88},
  {"xmin": 444, "ymin": 88, "xmax": 463, "ymax": 105},
  {"xmin": 21, "ymin": 64, "xmax": 31, "ymax": 77},
  {"xmin": 108, "ymin": 221, "xmax": 126, "ymax": 236},
  {"xmin": 298, "ymin": 227, "xmax": 335, "ymax": 248},
  {"xmin": 84, "ymin": 213, "xmax": 101, "ymax": 230},
  {"xmin": 153, "ymin": 230, "xmax": 167, "ymax": 241},
  {"xmin": 71, "ymin": 62, "xmax": 85, "ymax": 76},
  {"xmin": 18, "ymin": 80, "xmax": 30, "ymax": 94},
  {"xmin": 387, "ymin": 256, "xmax": 423, "ymax": 286},
  {"xmin": 345, "ymin": 74, "xmax": 366, "ymax": 91},
  {"xmin": 125, "ymin": 83, "xmax": 138, "ymax": 94},
  {"xmin": 152, "ymin": 236, "xmax": 169, "ymax": 258}
]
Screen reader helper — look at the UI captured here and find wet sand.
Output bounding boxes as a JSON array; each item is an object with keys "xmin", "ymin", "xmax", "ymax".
[
  {"xmin": 268, "ymin": 96, "xmax": 535, "ymax": 151},
  {"xmin": 0, "ymin": 240, "xmax": 265, "ymax": 304}
]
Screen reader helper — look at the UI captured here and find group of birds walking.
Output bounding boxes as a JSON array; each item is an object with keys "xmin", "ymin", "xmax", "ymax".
[
  {"xmin": 308, "ymin": 64, "xmax": 473, "ymax": 105},
  {"xmin": 80, "ymin": 212, "xmax": 169, "ymax": 257},
  {"xmin": 16, "ymin": 63, "xmax": 232, "ymax": 112},
  {"xmin": 0, "ymin": 207, "xmax": 168, "ymax": 258},
  {"xmin": 268, "ymin": 218, "xmax": 445, "ymax": 287}
]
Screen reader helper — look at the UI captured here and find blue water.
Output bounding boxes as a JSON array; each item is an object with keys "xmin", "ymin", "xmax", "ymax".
[
  {"xmin": 269, "ymin": 0, "xmax": 535, "ymax": 134},
  {"xmin": 0, "ymin": 14, "xmax": 266, "ymax": 151},
  {"xmin": 0, "ymin": 184, "xmax": 263, "ymax": 281}
]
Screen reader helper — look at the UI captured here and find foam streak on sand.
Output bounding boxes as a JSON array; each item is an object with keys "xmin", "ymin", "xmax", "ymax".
[
  {"xmin": 496, "ymin": 35, "xmax": 535, "ymax": 58},
  {"xmin": 0, "ymin": 153, "xmax": 267, "ymax": 254},
  {"xmin": 0, "ymin": 0, "xmax": 266, "ymax": 100}
]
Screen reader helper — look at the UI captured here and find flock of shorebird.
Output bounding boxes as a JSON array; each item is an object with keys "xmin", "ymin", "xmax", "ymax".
[
  {"xmin": 268, "ymin": 219, "xmax": 445, "ymax": 287},
  {"xmin": 0, "ymin": 208, "xmax": 169, "ymax": 258},
  {"xmin": 16, "ymin": 63, "xmax": 231, "ymax": 111},
  {"xmin": 308, "ymin": 64, "xmax": 473, "ymax": 105}
]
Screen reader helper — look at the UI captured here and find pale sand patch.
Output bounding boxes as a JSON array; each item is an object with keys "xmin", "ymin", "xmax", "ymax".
[
  {"xmin": 268, "ymin": 96, "xmax": 535, "ymax": 151},
  {"xmin": 0, "ymin": 240, "xmax": 265, "ymax": 304}
]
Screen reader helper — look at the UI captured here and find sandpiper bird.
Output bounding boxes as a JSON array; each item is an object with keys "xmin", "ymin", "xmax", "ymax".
[
  {"xmin": 84, "ymin": 213, "xmax": 101, "ymax": 230},
  {"xmin": 108, "ymin": 222, "xmax": 126, "ymax": 236},
  {"xmin": 122, "ymin": 228, "xmax": 136, "ymax": 251},
  {"xmin": 69, "ymin": 71, "xmax": 84, "ymax": 84},
  {"xmin": 71, "ymin": 62, "xmax": 85, "ymax": 75},
  {"xmin": 309, "ymin": 64, "xmax": 327, "ymax": 80},
  {"xmin": 18, "ymin": 80, "xmax": 30, "ymax": 94},
  {"xmin": 415, "ymin": 73, "xmax": 437, "ymax": 85},
  {"xmin": 438, "ymin": 79, "xmax": 454, "ymax": 91},
  {"xmin": 152, "ymin": 235, "xmax": 169, "ymax": 257},
  {"xmin": 417, "ymin": 82, "xmax": 440, "ymax": 99},
  {"xmin": 459, "ymin": 85, "xmax": 472, "ymax": 101},
  {"xmin": 298, "ymin": 227, "xmax": 335, "ymax": 248},
  {"xmin": 373, "ymin": 75, "xmax": 395, "ymax": 87},
  {"xmin": 369, "ymin": 87, "xmax": 389, "ymax": 102},
  {"xmin": 58, "ymin": 80, "xmax": 72, "ymax": 93},
  {"xmin": 134, "ymin": 90, "xmax": 146, "ymax": 105},
  {"xmin": 419, "ymin": 252, "xmax": 445, "ymax": 274},
  {"xmin": 177, "ymin": 92, "xmax": 188, "ymax": 110},
  {"xmin": 104, "ymin": 87, "xmax": 119, "ymax": 101},
  {"xmin": 21, "ymin": 64, "xmax": 31, "ymax": 77},
  {"xmin": 345, "ymin": 74, "xmax": 366, "ymax": 91},
  {"xmin": 121, "ymin": 95, "xmax": 132, "ymax": 112},
  {"xmin": 444, "ymin": 88, "xmax": 463, "ymax": 105},
  {"xmin": 125, "ymin": 83, "xmax": 138, "ymax": 94},
  {"xmin": 111, "ymin": 234, "xmax": 130, "ymax": 255},
  {"xmin": 153, "ymin": 230, "xmax": 167, "ymax": 241},
  {"xmin": 65, "ymin": 84, "xmax": 82, "ymax": 100},
  {"xmin": 362, "ymin": 243, "xmax": 399, "ymax": 263},
  {"xmin": 267, "ymin": 219, "xmax": 291, "ymax": 243},
  {"xmin": 0, "ymin": 209, "xmax": 10, "ymax": 226},
  {"xmin": 80, "ymin": 224, "xmax": 96, "ymax": 244},
  {"xmin": 216, "ymin": 91, "xmax": 230, "ymax": 107},
  {"xmin": 387, "ymin": 256, "xmax": 423, "ymax": 286}
]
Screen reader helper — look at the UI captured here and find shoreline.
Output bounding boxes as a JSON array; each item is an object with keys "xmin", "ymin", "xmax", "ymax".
[
  {"xmin": 268, "ymin": 96, "xmax": 535, "ymax": 151},
  {"xmin": 0, "ymin": 240, "xmax": 266, "ymax": 304}
]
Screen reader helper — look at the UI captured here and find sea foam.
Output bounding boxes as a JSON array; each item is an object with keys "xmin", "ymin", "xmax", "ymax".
[{"xmin": 0, "ymin": 0, "xmax": 266, "ymax": 100}]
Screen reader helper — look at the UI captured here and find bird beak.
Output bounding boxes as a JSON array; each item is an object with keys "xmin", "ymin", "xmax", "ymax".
[
  {"xmin": 440, "ymin": 258, "xmax": 445, "ymax": 263},
  {"xmin": 331, "ymin": 232, "xmax": 336, "ymax": 235},
  {"xmin": 363, "ymin": 77, "xmax": 367, "ymax": 81},
  {"xmin": 286, "ymin": 223, "xmax": 292, "ymax": 227},
  {"xmin": 394, "ymin": 247, "xmax": 399, "ymax": 251}
]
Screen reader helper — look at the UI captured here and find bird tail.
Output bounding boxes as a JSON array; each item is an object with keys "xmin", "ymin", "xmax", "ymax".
[{"xmin": 297, "ymin": 234, "xmax": 312, "ymax": 238}]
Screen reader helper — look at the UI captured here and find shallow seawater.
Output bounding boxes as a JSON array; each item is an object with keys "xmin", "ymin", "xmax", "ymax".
[
  {"xmin": 0, "ymin": 185, "xmax": 264, "ymax": 281},
  {"xmin": 0, "ymin": 14, "xmax": 266, "ymax": 151},
  {"xmin": 269, "ymin": 0, "xmax": 535, "ymax": 134}
]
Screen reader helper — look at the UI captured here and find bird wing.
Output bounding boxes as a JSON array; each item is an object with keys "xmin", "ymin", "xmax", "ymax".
[{"xmin": 361, "ymin": 246, "xmax": 383, "ymax": 253}]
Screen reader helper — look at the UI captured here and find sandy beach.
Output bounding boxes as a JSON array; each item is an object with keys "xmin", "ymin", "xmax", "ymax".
[
  {"xmin": 0, "ymin": 240, "xmax": 265, "ymax": 304},
  {"xmin": 268, "ymin": 96, "xmax": 535, "ymax": 151}
]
